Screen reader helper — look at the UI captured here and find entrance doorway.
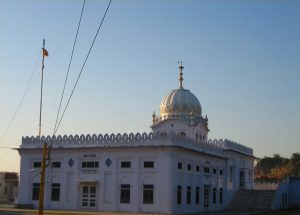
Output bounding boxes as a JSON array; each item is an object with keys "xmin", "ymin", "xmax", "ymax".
[{"xmin": 81, "ymin": 184, "xmax": 97, "ymax": 208}]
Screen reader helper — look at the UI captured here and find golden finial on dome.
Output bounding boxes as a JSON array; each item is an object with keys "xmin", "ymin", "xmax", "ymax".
[{"xmin": 178, "ymin": 61, "xmax": 184, "ymax": 89}]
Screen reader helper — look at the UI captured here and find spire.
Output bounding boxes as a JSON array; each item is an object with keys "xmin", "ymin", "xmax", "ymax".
[
  {"xmin": 152, "ymin": 111, "xmax": 156, "ymax": 124},
  {"xmin": 178, "ymin": 61, "xmax": 184, "ymax": 89}
]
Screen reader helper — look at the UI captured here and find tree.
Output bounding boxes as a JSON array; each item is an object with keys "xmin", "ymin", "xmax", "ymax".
[{"xmin": 288, "ymin": 153, "xmax": 300, "ymax": 176}]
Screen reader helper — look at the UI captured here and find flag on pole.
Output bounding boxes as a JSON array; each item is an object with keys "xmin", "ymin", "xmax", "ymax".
[{"xmin": 43, "ymin": 48, "xmax": 49, "ymax": 57}]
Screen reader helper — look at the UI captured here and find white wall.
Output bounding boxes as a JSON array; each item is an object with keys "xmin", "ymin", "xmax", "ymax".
[
  {"xmin": 170, "ymin": 150, "xmax": 227, "ymax": 214},
  {"xmin": 18, "ymin": 147, "xmax": 172, "ymax": 214},
  {"xmin": 18, "ymin": 136, "xmax": 254, "ymax": 214}
]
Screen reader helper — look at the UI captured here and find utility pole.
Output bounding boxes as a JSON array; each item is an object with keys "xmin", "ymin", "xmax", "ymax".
[
  {"xmin": 38, "ymin": 39, "xmax": 48, "ymax": 215},
  {"xmin": 38, "ymin": 143, "xmax": 47, "ymax": 215}
]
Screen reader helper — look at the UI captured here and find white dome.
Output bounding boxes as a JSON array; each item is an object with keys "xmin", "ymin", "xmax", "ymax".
[{"xmin": 160, "ymin": 88, "xmax": 202, "ymax": 118}]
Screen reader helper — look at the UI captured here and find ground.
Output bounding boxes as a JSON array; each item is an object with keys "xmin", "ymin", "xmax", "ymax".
[{"xmin": 1, "ymin": 207, "xmax": 300, "ymax": 215}]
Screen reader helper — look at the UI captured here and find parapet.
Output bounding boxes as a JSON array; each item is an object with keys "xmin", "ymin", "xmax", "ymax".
[{"xmin": 21, "ymin": 132, "xmax": 253, "ymax": 157}]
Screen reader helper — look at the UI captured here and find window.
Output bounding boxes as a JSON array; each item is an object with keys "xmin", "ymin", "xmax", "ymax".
[
  {"xmin": 32, "ymin": 183, "xmax": 40, "ymax": 200},
  {"xmin": 33, "ymin": 162, "xmax": 41, "ymax": 168},
  {"xmin": 220, "ymin": 169, "xmax": 223, "ymax": 175},
  {"xmin": 196, "ymin": 165, "xmax": 200, "ymax": 172},
  {"xmin": 121, "ymin": 161, "xmax": 131, "ymax": 168},
  {"xmin": 143, "ymin": 184, "xmax": 154, "ymax": 204},
  {"xmin": 204, "ymin": 167, "xmax": 210, "ymax": 174},
  {"xmin": 213, "ymin": 187, "xmax": 216, "ymax": 204},
  {"xmin": 285, "ymin": 193, "xmax": 288, "ymax": 205},
  {"xmin": 180, "ymin": 132, "xmax": 186, "ymax": 137},
  {"xmin": 240, "ymin": 171, "xmax": 245, "ymax": 187},
  {"xmin": 219, "ymin": 188, "xmax": 223, "ymax": 204},
  {"xmin": 230, "ymin": 167, "xmax": 234, "ymax": 182},
  {"xmin": 213, "ymin": 168, "xmax": 217, "ymax": 174},
  {"xmin": 186, "ymin": 186, "xmax": 191, "ymax": 205},
  {"xmin": 144, "ymin": 161, "xmax": 154, "ymax": 168},
  {"xmin": 177, "ymin": 185, "xmax": 182, "ymax": 205},
  {"xmin": 195, "ymin": 186, "xmax": 200, "ymax": 204},
  {"xmin": 187, "ymin": 164, "xmax": 192, "ymax": 171},
  {"xmin": 51, "ymin": 162, "xmax": 61, "ymax": 168},
  {"xmin": 4, "ymin": 186, "xmax": 8, "ymax": 195},
  {"xmin": 82, "ymin": 161, "xmax": 99, "ymax": 168},
  {"xmin": 120, "ymin": 184, "xmax": 130, "ymax": 203},
  {"xmin": 178, "ymin": 162, "xmax": 182, "ymax": 169},
  {"xmin": 51, "ymin": 183, "xmax": 60, "ymax": 201},
  {"xmin": 249, "ymin": 172, "xmax": 251, "ymax": 184}
]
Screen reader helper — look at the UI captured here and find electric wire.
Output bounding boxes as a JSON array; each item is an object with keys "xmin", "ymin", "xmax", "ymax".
[
  {"xmin": 0, "ymin": 138, "xmax": 25, "ymax": 163},
  {"xmin": 45, "ymin": 0, "xmax": 87, "ymax": 168},
  {"xmin": 0, "ymin": 52, "xmax": 41, "ymax": 146},
  {"xmin": 53, "ymin": 0, "xmax": 86, "ymax": 135},
  {"xmin": 45, "ymin": 0, "xmax": 112, "ymax": 168},
  {"xmin": 53, "ymin": 0, "xmax": 112, "ymax": 136}
]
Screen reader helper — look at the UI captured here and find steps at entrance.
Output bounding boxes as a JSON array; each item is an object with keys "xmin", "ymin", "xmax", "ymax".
[{"xmin": 227, "ymin": 189, "xmax": 276, "ymax": 212}]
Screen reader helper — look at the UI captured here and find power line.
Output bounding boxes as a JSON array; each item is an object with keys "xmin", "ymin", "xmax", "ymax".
[
  {"xmin": 0, "ymin": 51, "xmax": 41, "ymax": 146},
  {"xmin": 54, "ymin": 0, "xmax": 113, "ymax": 135},
  {"xmin": 53, "ymin": 0, "xmax": 86, "ymax": 135}
]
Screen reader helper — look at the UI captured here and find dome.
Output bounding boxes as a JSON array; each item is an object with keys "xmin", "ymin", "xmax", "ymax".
[
  {"xmin": 159, "ymin": 63, "xmax": 202, "ymax": 118},
  {"xmin": 160, "ymin": 88, "xmax": 202, "ymax": 117}
]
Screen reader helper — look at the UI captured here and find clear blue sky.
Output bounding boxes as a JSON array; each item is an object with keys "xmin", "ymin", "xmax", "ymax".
[{"xmin": 0, "ymin": 0, "xmax": 299, "ymax": 172}]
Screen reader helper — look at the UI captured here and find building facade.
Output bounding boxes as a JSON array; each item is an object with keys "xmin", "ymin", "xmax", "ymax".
[
  {"xmin": 0, "ymin": 172, "xmax": 18, "ymax": 203},
  {"xmin": 17, "ymin": 65, "xmax": 255, "ymax": 214}
]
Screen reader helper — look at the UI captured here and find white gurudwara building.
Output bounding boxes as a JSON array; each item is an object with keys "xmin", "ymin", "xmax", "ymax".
[{"xmin": 17, "ymin": 64, "xmax": 255, "ymax": 214}]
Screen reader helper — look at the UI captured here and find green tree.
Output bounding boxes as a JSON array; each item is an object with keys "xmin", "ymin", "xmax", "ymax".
[{"xmin": 288, "ymin": 153, "xmax": 300, "ymax": 176}]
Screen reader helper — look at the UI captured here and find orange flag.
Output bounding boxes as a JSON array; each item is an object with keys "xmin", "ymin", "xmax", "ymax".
[{"xmin": 43, "ymin": 48, "xmax": 49, "ymax": 57}]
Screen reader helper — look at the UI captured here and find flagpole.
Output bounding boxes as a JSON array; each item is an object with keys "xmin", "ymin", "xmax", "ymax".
[
  {"xmin": 38, "ymin": 39, "xmax": 45, "ymax": 137},
  {"xmin": 38, "ymin": 39, "xmax": 47, "ymax": 215}
]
